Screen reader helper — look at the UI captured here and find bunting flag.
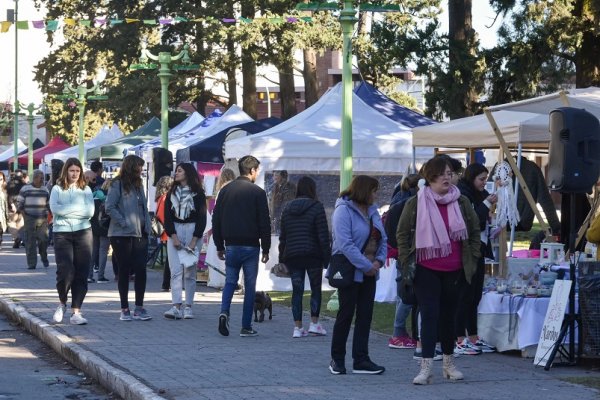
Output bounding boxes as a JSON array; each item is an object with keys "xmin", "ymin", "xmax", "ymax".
[{"xmin": 0, "ymin": 15, "xmax": 316, "ymax": 34}]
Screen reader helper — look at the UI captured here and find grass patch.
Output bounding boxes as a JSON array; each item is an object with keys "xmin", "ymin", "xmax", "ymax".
[
  {"xmin": 561, "ymin": 376, "xmax": 600, "ymax": 391},
  {"xmin": 270, "ymin": 290, "xmax": 398, "ymax": 336}
]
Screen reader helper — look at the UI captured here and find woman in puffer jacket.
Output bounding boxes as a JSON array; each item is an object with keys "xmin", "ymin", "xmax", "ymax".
[{"xmin": 278, "ymin": 176, "xmax": 331, "ymax": 338}]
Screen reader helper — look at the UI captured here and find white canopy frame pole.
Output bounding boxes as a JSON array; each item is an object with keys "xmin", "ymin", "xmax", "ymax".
[
  {"xmin": 508, "ymin": 144, "xmax": 523, "ymax": 257},
  {"xmin": 483, "ymin": 108, "xmax": 554, "ymax": 244}
]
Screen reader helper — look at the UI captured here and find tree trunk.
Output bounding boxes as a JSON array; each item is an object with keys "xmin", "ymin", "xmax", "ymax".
[
  {"xmin": 303, "ymin": 48, "xmax": 318, "ymax": 108},
  {"xmin": 448, "ymin": 0, "xmax": 477, "ymax": 118},
  {"xmin": 279, "ymin": 57, "xmax": 297, "ymax": 120},
  {"xmin": 573, "ymin": 2, "xmax": 600, "ymax": 87},
  {"xmin": 241, "ymin": 1, "xmax": 257, "ymax": 118}
]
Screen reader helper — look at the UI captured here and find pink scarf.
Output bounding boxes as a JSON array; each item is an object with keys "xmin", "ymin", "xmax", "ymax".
[{"xmin": 416, "ymin": 185, "xmax": 468, "ymax": 262}]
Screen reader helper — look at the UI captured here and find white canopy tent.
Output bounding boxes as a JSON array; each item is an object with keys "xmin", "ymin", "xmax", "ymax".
[
  {"xmin": 44, "ymin": 124, "xmax": 124, "ymax": 163},
  {"xmin": 225, "ymin": 83, "xmax": 433, "ymax": 173},
  {"xmin": 128, "ymin": 106, "xmax": 252, "ymax": 162},
  {"xmin": 0, "ymin": 139, "xmax": 27, "ymax": 162},
  {"xmin": 168, "ymin": 111, "xmax": 205, "ymax": 136},
  {"xmin": 413, "ymin": 87, "xmax": 600, "ymax": 148}
]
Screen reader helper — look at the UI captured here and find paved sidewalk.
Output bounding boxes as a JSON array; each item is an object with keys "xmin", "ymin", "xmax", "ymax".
[{"xmin": 0, "ymin": 243, "xmax": 599, "ymax": 400}]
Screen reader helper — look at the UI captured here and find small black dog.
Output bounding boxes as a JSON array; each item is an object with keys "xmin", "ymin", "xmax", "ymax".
[{"xmin": 253, "ymin": 291, "xmax": 273, "ymax": 323}]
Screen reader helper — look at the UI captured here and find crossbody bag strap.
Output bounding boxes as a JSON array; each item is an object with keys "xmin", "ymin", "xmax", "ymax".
[{"xmin": 360, "ymin": 216, "xmax": 373, "ymax": 254}]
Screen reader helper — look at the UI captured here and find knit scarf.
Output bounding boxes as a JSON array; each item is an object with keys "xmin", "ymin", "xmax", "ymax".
[
  {"xmin": 171, "ymin": 185, "xmax": 196, "ymax": 220},
  {"xmin": 416, "ymin": 185, "xmax": 468, "ymax": 262}
]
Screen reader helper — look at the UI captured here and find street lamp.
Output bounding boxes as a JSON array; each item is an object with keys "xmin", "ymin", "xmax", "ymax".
[
  {"xmin": 60, "ymin": 81, "xmax": 108, "ymax": 162},
  {"xmin": 11, "ymin": 0, "xmax": 20, "ymax": 172},
  {"xmin": 15, "ymin": 101, "xmax": 43, "ymax": 179},
  {"xmin": 296, "ymin": 1, "xmax": 400, "ymax": 190},
  {"xmin": 130, "ymin": 43, "xmax": 198, "ymax": 149}
]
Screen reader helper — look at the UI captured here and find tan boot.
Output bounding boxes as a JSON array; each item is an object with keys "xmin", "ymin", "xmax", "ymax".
[
  {"xmin": 413, "ymin": 358, "xmax": 433, "ymax": 385},
  {"xmin": 442, "ymin": 354, "xmax": 464, "ymax": 380}
]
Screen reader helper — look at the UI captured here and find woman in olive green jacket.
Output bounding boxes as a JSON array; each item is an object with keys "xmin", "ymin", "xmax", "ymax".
[{"xmin": 396, "ymin": 156, "xmax": 480, "ymax": 385}]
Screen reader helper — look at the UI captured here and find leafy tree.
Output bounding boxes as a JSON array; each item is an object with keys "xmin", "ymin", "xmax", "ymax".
[{"xmin": 483, "ymin": 0, "xmax": 594, "ymax": 105}]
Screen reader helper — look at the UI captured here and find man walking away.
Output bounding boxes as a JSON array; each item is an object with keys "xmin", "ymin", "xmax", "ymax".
[
  {"xmin": 212, "ymin": 155, "xmax": 271, "ymax": 337},
  {"xmin": 17, "ymin": 170, "xmax": 50, "ymax": 269}
]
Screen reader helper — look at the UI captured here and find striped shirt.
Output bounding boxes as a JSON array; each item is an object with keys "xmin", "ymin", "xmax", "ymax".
[{"xmin": 17, "ymin": 184, "xmax": 50, "ymax": 219}]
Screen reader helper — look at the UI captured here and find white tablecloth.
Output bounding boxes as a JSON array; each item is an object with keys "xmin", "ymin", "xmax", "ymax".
[
  {"xmin": 478, "ymin": 293, "xmax": 550, "ymax": 351},
  {"xmin": 478, "ymin": 292, "xmax": 577, "ymax": 352},
  {"xmin": 205, "ymin": 235, "xmax": 397, "ymax": 302}
]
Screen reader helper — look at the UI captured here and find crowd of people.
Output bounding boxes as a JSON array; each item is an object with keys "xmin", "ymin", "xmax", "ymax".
[{"xmin": 0, "ymin": 152, "xmax": 504, "ymax": 385}]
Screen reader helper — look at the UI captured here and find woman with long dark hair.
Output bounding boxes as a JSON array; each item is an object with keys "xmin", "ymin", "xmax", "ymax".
[
  {"xmin": 278, "ymin": 176, "xmax": 330, "ymax": 337},
  {"xmin": 162, "ymin": 163, "xmax": 207, "ymax": 319},
  {"xmin": 455, "ymin": 163, "xmax": 498, "ymax": 354},
  {"xmin": 49, "ymin": 158, "xmax": 94, "ymax": 325},
  {"xmin": 397, "ymin": 155, "xmax": 480, "ymax": 384},
  {"xmin": 328, "ymin": 175, "xmax": 387, "ymax": 375},
  {"xmin": 106, "ymin": 155, "xmax": 152, "ymax": 321}
]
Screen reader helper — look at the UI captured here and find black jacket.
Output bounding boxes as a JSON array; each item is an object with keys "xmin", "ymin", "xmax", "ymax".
[
  {"xmin": 164, "ymin": 189, "xmax": 207, "ymax": 239},
  {"xmin": 457, "ymin": 179, "xmax": 490, "ymax": 232},
  {"xmin": 212, "ymin": 176, "xmax": 271, "ymax": 253},
  {"xmin": 384, "ymin": 196, "xmax": 413, "ymax": 249},
  {"xmin": 278, "ymin": 197, "xmax": 331, "ymax": 267}
]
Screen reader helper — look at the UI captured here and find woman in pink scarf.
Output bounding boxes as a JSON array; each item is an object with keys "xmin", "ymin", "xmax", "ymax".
[{"xmin": 396, "ymin": 155, "xmax": 480, "ymax": 385}]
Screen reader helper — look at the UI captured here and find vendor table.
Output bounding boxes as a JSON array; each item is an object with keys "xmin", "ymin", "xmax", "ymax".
[{"xmin": 478, "ymin": 292, "xmax": 577, "ymax": 354}]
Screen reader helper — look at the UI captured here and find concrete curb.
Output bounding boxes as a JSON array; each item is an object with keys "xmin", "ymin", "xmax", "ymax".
[{"xmin": 0, "ymin": 296, "xmax": 166, "ymax": 400}]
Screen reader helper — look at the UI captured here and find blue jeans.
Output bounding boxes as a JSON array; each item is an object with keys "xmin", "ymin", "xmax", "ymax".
[
  {"xmin": 221, "ymin": 246, "xmax": 260, "ymax": 330},
  {"xmin": 394, "ymin": 269, "xmax": 412, "ymax": 337}
]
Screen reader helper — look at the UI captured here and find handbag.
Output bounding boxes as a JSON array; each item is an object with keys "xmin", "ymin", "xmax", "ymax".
[
  {"xmin": 151, "ymin": 215, "xmax": 164, "ymax": 237},
  {"xmin": 270, "ymin": 262, "xmax": 290, "ymax": 278},
  {"xmin": 98, "ymin": 180, "xmax": 121, "ymax": 231},
  {"xmin": 328, "ymin": 218, "xmax": 372, "ymax": 289}
]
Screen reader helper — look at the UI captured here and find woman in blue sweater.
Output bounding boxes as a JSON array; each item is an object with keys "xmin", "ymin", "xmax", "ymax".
[
  {"xmin": 328, "ymin": 175, "xmax": 387, "ymax": 375},
  {"xmin": 49, "ymin": 158, "xmax": 95, "ymax": 325}
]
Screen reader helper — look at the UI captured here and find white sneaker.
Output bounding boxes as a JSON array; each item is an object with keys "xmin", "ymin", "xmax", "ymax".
[
  {"xmin": 308, "ymin": 322, "xmax": 327, "ymax": 336},
  {"xmin": 293, "ymin": 327, "xmax": 308, "ymax": 338},
  {"xmin": 183, "ymin": 306, "xmax": 194, "ymax": 319},
  {"xmin": 163, "ymin": 306, "xmax": 182, "ymax": 319},
  {"xmin": 53, "ymin": 305, "xmax": 66, "ymax": 323},
  {"xmin": 70, "ymin": 313, "xmax": 88, "ymax": 325}
]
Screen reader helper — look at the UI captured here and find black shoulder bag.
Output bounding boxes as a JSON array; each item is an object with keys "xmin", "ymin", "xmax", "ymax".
[{"xmin": 328, "ymin": 217, "xmax": 372, "ymax": 289}]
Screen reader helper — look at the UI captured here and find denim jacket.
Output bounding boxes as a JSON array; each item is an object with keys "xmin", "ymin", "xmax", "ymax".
[
  {"xmin": 327, "ymin": 196, "xmax": 387, "ymax": 283},
  {"xmin": 105, "ymin": 179, "xmax": 151, "ymax": 238}
]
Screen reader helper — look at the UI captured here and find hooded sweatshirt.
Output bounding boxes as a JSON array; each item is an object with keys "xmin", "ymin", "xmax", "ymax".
[{"xmin": 278, "ymin": 197, "xmax": 331, "ymax": 267}]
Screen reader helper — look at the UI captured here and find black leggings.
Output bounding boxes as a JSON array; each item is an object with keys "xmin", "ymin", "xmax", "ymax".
[
  {"xmin": 414, "ymin": 265, "xmax": 461, "ymax": 358},
  {"xmin": 111, "ymin": 236, "xmax": 148, "ymax": 309},
  {"xmin": 455, "ymin": 248, "xmax": 485, "ymax": 337}
]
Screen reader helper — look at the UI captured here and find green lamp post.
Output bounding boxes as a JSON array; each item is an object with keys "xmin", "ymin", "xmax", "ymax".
[
  {"xmin": 130, "ymin": 43, "xmax": 198, "ymax": 149},
  {"xmin": 60, "ymin": 82, "xmax": 108, "ymax": 163},
  {"xmin": 297, "ymin": 1, "xmax": 401, "ymax": 190},
  {"xmin": 15, "ymin": 101, "xmax": 43, "ymax": 178}
]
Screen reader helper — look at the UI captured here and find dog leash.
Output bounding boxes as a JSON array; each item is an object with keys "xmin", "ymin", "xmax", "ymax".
[{"xmin": 204, "ymin": 261, "xmax": 226, "ymax": 277}]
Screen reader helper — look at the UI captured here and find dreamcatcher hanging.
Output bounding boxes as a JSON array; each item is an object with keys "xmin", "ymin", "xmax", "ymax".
[{"xmin": 493, "ymin": 161, "xmax": 520, "ymax": 229}]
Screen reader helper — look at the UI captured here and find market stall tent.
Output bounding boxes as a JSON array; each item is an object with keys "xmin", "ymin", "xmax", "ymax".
[
  {"xmin": 412, "ymin": 87, "xmax": 600, "ymax": 148},
  {"xmin": 176, "ymin": 117, "xmax": 282, "ymax": 164},
  {"xmin": 86, "ymin": 117, "xmax": 161, "ymax": 161},
  {"xmin": 225, "ymin": 83, "xmax": 433, "ymax": 173},
  {"xmin": 126, "ymin": 111, "xmax": 207, "ymax": 161},
  {"xmin": 0, "ymin": 139, "xmax": 27, "ymax": 162},
  {"xmin": 354, "ymin": 82, "xmax": 436, "ymax": 128},
  {"xmin": 13, "ymin": 136, "xmax": 70, "ymax": 166},
  {"xmin": 45, "ymin": 124, "xmax": 124, "ymax": 163}
]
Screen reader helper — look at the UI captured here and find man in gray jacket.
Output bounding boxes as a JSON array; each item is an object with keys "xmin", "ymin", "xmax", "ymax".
[{"xmin": 17, "ymin": 170, "xmax": 50, "ymax": 269}]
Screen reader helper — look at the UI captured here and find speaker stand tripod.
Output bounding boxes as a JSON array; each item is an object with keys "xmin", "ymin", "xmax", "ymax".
[{"xmin": 544, "ymin": 193, "xmax": 582, "ymax": 370}]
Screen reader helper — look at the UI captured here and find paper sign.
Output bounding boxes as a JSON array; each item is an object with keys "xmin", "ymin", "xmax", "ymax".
[{"xmin": 533, "ymin": 279, "xmax": 573, "ymax": 366}]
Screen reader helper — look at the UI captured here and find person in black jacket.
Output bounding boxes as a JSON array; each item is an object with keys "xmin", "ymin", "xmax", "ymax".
[
  {"xmin": 278, "ymin": 176, "xmax": 331, "ymax": 338},
  {"xmin": 455, "ymin": 163, "xmax": 498, "ymax": 355},
  {"xmin": 212, "ymin": 155, "xmax": 271, "ymax": 337},
  {"xmin": 163, "ymin": 163, "xmax": 207, "ymax": 320}
]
